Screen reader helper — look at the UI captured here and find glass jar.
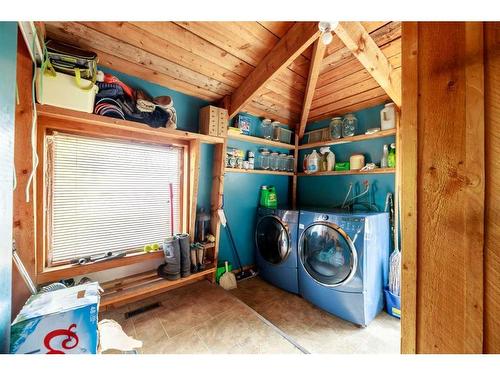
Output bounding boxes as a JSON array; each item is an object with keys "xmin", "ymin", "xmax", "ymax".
[
  {"xmin": 271, "ymin": 121, "xmax": 281, "ymax": 141},
  {"xmin": 342, "ymin": 113, "xmax": 358, "ymax": 137},
  {"xmin": 260, "ymin": 118, "xmax": 272, "ymax": 139},
  {"xmin": 270, "ymin": 152, "xmax": 279, "ymax": 171},
  {"xmin": 258, "ymin": 151, "xmax": 270, "ymax": 170},
  {"xmin": 287, "ymin": 155, "xmax": 295, "ymax": 172},
  {"xmin": 278, "ymin": 154, "xmax": 287, "ymax": 171},
  {"xmin": 329, "ymin": 117, "xmax": 343, "ymax": 139}
]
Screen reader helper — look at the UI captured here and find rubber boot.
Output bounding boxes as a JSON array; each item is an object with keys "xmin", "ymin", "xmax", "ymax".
[
  {"xmin": 196, "ymin": 244, "xmax": 205, "ymax": 271},
  {"xmin": 162, "ymin": 236, "xmax": 180, "ymax": 280},
  {"xmin": 176, "ymin": 233, "xmax": 191, "ymax": 278},
  {"xmin": 190, "ymin": 244, "xmax": 198, "ymax": 274}
]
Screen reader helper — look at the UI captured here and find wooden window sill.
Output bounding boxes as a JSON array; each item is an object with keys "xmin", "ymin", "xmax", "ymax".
[{"xmin": 36, "ymin": 250, "xmax": 165, "ymax": 284}]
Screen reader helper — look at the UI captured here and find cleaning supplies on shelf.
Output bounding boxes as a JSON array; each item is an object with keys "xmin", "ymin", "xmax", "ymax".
[
  {"xmin": 380, "ymin": 102, "xmax": 397, "ymax": 130},
  {"xmin": 388, "ymin": 143, "xmax": 396, "ymax": 168},
  {"xmin": 320, "ymin": 147, "xmax": 335, "ymax": 171},
  {"xmin": 259, "ymin": 185, "xmax": 278, "ymax": 208},
  {"xmin": 307, "ymin": 150, "xmax": 320, "ymax": 173},
  {"xmin": 381, "ymin": 144, "xmax": 389, "ymax": 168},
  {"xmin": 349, "ymin": 154, "xmax": 365, "ymax": 170},
  {"xmin": 334, "ymin": 162, "xmax": 350, "ymax": 171}
]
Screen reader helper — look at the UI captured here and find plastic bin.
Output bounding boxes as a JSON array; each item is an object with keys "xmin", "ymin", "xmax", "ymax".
[
  {"xmin": 36, "ymin": 68, "xmax": 98, "ymax": 113},
  {"xmin": 384, "ymin": 287, "xmax": 401, "ymax": 319},
  {"xmin": 278, "ymin": 127, "xmax": 293, "ymax": 144}
]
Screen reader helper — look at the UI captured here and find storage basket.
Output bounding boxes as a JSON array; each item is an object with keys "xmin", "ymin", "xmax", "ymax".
[
  {"xmin": 384, "ymin": 287, "xmax": 401, "ymax": 319},
  {"xmin": 277, "ymin": 127, "xmax": 293, "ymax": 144},
  {"xmin": 35, "ymin": 68, "xmax": 98, "ymax": 113}
]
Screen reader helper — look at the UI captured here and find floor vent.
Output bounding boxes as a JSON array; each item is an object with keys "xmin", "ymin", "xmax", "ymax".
[{"xmin": 125, "ymin": 302, "xmax": 161, "ymax": 319}]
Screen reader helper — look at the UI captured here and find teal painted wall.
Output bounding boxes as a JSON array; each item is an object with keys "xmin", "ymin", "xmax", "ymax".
[
  {"xmin": 220, "ymin": 115, "xmax": 293, "ymax": 268},
  {"xmin": 0, "ymin": 22, "xmax": 18, "ymax": 353},
  {"xmin": 298, "ymin": 104, "xmax": 396, "ymax": 213}
]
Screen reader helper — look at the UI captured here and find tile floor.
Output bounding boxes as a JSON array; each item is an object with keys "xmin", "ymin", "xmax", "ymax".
[
  {"xmin": 101, "ymin": 276, "xmax": 400, "ymax": 354},
  {"xmin": 229, "ymin": 277, "xmax": 401, "ymax": 354},
  {"xmin": 99, "ymin": 280, "xmax": 302, "ymax": 354}
]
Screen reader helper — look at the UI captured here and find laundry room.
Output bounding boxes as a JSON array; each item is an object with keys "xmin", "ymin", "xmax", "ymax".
[{"xmin": 1, "ymin": 3, "xmax": 499, "ymax": 367}]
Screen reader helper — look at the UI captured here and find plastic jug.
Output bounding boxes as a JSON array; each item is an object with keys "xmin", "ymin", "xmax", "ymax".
[
  {"xmin": 320, "ymin": 147, "xmax": 335, "ymax": 171},
  {"xmin": 307, "ymin": 150, "xmax": 320, "ymax": 173},
  {"xmin": 380, "ymin": 103, "xmax": 396, "ymax": 130},
  {"xmin": 260, "ymin": 185, "xmax": 277, "ymax": 208}
]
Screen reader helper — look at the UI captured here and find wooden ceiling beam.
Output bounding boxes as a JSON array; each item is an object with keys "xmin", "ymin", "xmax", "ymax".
[
  {"xmin": 298, "ymin": 39, "xmax": 326, "ymax": 138},
  {"xmin": 333, "ymin": 21, "xmax": 402, "ymax": 107},
  {"xmin": 229, "ymin": 22, "xmax": 321, "ymax": 119}
]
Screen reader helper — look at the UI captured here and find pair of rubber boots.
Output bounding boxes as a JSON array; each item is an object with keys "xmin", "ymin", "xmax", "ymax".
[
  {"xmin": 190, "ymin": 243, "xmax": 206, "ymax": 274},
  {"xmin": 158, "ymin": 234, "xmax": 190, "ymax": 281}
]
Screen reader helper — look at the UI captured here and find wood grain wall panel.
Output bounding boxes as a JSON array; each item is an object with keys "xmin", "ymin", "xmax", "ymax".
[
  {"xmin": 484, "ymin": 21, "xmax": 500, "ymax": 354},
  {"xmin": 11, "ymin": 31, "xmax": 35, "ymax": 317},
  {"xmin": 45, "ymin": 22, "xmax": 234, "ymax": 96},
  {"xmin": 82, "ymin": 22, "xmax": 245, "ymax": 88},
  {"xmin": 402, "ymin": 22, "xmax": 485, "ymax": 354}
]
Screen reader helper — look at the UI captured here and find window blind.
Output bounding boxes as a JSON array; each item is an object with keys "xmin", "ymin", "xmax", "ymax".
[{"xmin": 48, "ymin": 132, "xmax": 182, "ymax": 264}]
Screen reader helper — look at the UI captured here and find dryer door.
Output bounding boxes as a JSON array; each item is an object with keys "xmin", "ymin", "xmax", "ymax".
[
  {"xmin": 255, "ymin": 215, "xmax": 290, "ymax": 265},
  {"xmin": 299, "ymin": 222, "xmax": 357, "ymax": 287}
]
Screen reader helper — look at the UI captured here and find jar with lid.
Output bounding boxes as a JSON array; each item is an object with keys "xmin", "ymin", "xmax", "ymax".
[
  {"xmin": 271, "ymin": 121, "xmax": 281, "ymax": 141},
  {"xmin": 278, "ymin": 154, "xmax": 288, "ymax": 171},
  {"xmin": 342, "ymin": 113, "xmax": 358, "ymax": 137},
  {"xmin": 329, "ymin": 117, "xmax": 343, "ymax": 139},
  {"xmin": 286, "ymin": 155, "xmax": 295, "ymax": 172},
  {"xmin": 247, "ymin": 151, "xmax": 255, "ymax": 170},
  {"xmin": 260, "ymin": 118, "xmax": 272, "ymax": 139},
  {"xmin": 270, "ymin": 152, "xmax": 279, "ymax": 171},
  {"xmin": 258, "ymin": 151, "xmax": 270, "ymax": 170}
]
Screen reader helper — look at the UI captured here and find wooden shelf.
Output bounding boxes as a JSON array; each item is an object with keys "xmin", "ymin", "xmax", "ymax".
[
  {"xmin": 227, "ymin": 131, "xmax": 295, "ymax": 150},
  {"xmin": 225, "ymin": 168, "xmax": 294, "ymax": 176},
  {"xmin": 100, "ymin": 264, "xmax": 216, "ymax": 310},
  {"xmin": 298, "ymin": 129, "xmax": 396, "ymax": 150},
  {"xmin": 297, "ymin": 168, "xmax": 396, "ymax": 177},
  {"xmin": 36, "ymin": 104, "xmax": 224, "ymax": 145}
]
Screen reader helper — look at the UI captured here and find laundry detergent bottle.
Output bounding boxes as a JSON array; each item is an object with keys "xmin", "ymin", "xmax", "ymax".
[
  {"xmin": 260, "ymin": 185, "xmax": 277, "ymax": 208},
  {"xmin": 307, "ymin": 150, "xmax": 320, "ymax": 174}
]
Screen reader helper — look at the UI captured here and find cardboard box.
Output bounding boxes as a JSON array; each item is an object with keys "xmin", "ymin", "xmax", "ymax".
[
  {"xmin": 199, "ymin": 105, "xmax": 228, "ymax": 137},
  {"xmin": 10, "ymin": 283, "xmax": 100, "ymax": 354}
]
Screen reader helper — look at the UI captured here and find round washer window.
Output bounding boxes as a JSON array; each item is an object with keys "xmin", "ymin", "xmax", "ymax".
[
  {"xmin": 255, "ymin": 216, "xmax": 290, "ymax": 265},
  {"xmin": 299, "ymin": 223, "xmax": 357, "ymax": 286}
]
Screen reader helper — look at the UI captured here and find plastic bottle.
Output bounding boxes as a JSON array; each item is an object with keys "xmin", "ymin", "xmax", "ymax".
[
  {"xmin": 303, "ymin": 153, "xmax": 309, "ymax": 173},
  {"xmin": 388, "ymin": 143, "xmax": 396, "ymax": 168},
  {"xmin": 307, "ymin": 150, "xmax": 320, "ymax": 173},
  {"xmin": 380, "ymin": 103, "xmax": 396, "ymax": 130},
  {"xmin": 381, "ymin": 144, "xmax": 389, "ymax": 168},
  {"xmin": 320, "ymin": 147, "xmax": 335, "ymax": 171}
]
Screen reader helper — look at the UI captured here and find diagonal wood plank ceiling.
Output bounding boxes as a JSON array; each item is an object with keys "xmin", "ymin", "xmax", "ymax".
[{"xmin": 43, "ymin": 21, "xmax": 401, "ymax": 129}]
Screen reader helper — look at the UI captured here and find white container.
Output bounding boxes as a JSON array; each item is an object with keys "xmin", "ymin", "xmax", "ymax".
[
  {"xmin": 307, "ymin": 150, "xmax": 320, "ymax": 173},
  {"xmin": 380, "ymin": 103, "xmax": 396, "ymax": 130},
  {"xmin": 36, "ymin": 68, "xmax": 98, "ymax": 113},
  {"xmin": 350, "ymin": 154, "xmax": 365, "ymax": 170}
]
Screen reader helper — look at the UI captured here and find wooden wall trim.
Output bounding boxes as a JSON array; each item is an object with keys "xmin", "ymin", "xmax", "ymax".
[
  {"xmin": 464, "ymin": 22, "xmax": 485, "ymax": 353},
  {"xmin": 400, "ymin": 21, "xmax": 418, "ymax": 354},
  {"xmin": 484, "ymin": 21, "xmax": 500, "ymax": 354}
]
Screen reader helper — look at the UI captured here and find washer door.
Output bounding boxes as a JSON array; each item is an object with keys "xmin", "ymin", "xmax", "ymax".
[
  {"xmin": 299, "ymin": 222, "xmax": 357, "ymax": 287},
  {"xmin": 255, "ymin": 215, "xmax": 290, "ymax": 265}
]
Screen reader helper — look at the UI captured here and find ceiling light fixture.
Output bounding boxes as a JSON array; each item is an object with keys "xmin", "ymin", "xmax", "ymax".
[{"xmin": 318, "ymin": 21, "xmax": 339, "ymax": 45}]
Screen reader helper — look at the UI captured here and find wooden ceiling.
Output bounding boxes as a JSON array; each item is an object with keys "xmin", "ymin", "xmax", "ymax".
[{"xmin": 43, "ymin": 21, "xmax": 401, "ymax": 129}]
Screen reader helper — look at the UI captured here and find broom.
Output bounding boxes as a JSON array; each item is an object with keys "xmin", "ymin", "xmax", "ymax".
[
  {"xmin": 388, "ymin": 186, "xmax": 401, "ymax": 297},
  {"xmin": 219, "ymin": 261, "xmax": 237, "ymax": 290}
]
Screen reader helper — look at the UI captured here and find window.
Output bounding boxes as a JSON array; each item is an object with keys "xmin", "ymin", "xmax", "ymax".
[{"xmin": 45, "ymin": 132, "xmax": 183, "ymax": 265}]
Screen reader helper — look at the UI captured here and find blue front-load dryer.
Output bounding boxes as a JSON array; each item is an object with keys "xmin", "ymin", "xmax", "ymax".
[
  {"xmin": 255, "ymin": 207, "xmax": 299, "ymax": 294},
  {"xmin": 298, "ymin": 209, "xmax": 389, "ymax": 326}
]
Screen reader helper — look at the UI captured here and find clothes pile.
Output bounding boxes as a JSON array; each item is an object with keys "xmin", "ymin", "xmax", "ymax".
[{"xmin": 94, "ymin": 71, "xmax": 177, "ymax": 129}]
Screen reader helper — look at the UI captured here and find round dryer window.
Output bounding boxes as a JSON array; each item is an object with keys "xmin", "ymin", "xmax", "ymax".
[
  {"xmin": 255, "ymin": 216, "xmax": 290, "ymax": 265},
  {"xmin": 299, "ymin": 223, "xmax": 357, "ymax": 287}
]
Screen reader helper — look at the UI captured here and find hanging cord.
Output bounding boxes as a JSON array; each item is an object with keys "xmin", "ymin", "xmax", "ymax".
[
  {"xmin": 24, "ymin": 28, "xmax": 51, "ymax": 203},
  {"xmin": 340, "ymin": 183, "xmax": 353, "ymax": 209}
]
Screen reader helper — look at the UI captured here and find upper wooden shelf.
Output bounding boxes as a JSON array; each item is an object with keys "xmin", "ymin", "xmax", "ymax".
[
  {"xmin": 298, "ymin": 129, "xmax": 396, "ymax": 150},
  {"xmin": 227, "ymin": 132, "xmax": 295, "ymax": 150},
  {"xmin": 297, "ymin": 168, "xmax": 396, "ymax": 177},
  {"xmin": 226, "ymin": 168, "xmax": 294, "ymax": 176},
  {"xmin": 36, "ymin": 104, "xmax": 225, "ymax": 145}
]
